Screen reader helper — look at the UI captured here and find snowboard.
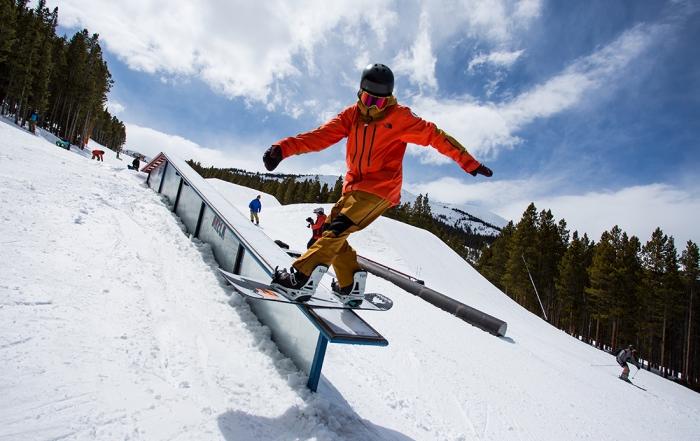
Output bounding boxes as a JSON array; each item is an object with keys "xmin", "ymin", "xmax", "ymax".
[{"xmin": 218, "ymin": 268, "xmax": 392, "ymax": 311}]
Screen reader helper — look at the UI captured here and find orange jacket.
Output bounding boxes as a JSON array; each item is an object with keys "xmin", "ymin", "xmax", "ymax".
[
  {"xmin": 311, "ymin": 214, "xmax": 327, "ymax": 238},
  {"xmin": 276, "ymin": 99, "xmax": 482, "ymax": 206}
]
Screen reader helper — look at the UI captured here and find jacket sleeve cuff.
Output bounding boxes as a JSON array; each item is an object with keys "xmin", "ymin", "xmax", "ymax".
[{"xmin": 462, "ymin": 161, "xmax": 481, "ymax": 174}]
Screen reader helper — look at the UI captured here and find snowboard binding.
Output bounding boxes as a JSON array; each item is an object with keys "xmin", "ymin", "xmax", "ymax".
[
  {"xmin": 271, "ymin": 264, "xmax": 328, "ymax": 303},
  {"xmin": 331, "ymin": 270, "xmax": 367, "ymax": 307}
]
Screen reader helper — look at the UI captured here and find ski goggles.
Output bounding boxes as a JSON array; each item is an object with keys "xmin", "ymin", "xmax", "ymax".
[{"xmin": 359, "ymin": 90, "xmax": 390, "ymax": 110}]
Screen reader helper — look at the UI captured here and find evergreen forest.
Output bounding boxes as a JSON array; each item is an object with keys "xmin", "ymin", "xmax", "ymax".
[
  {"xmin": 0, "ymin": 0, "xmax": 125, "ymax": 150},
  {"xmin": 477, "ymin": 202, "xmax": 700, "ymax": 390}
]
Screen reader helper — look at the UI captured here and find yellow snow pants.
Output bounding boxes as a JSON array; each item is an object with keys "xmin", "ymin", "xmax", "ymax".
[{"xmin": 293, "ymin": 190, "xmax": 391, "ymax": 287}]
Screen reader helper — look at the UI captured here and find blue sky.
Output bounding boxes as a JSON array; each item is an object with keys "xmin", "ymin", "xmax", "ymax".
[{"xmin": 53, "ymin": 0, "xmax": 700, "ymax": 248}]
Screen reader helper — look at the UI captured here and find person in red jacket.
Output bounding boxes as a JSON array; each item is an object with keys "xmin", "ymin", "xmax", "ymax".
[
  {"xmin": 91, "ymin": 149, "xmax": 105, "ymax": 161},
  {"xmin": 263, "ymin": 63, "xmax": 493, "ymax": 306},
  {"xmin": 306, "ymin": 207, "xmax": 327, "ymax": 249}
]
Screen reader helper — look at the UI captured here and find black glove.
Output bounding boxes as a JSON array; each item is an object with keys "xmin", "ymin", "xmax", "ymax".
[
  {"xmin": 263, "ymin": 145, "xmax": 283, "ymax": 171},
  {"xmin": 306, "ymin": 217, "xmax": 313, "ymax": 224},
  {"xmin": 469, "ymin": 164, "xmax": 493, "ymax": 177}
]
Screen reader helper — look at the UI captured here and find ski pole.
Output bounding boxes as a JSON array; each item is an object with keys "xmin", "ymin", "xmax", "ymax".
[{"xmin": 633, "ymin": 366, "xmax": 640, "ymax": 379}]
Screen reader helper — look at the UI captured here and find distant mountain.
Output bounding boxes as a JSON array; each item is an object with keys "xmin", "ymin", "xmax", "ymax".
[{"xmin": 399, "ymin": 189, "xmax": 506, "ymax": 237}]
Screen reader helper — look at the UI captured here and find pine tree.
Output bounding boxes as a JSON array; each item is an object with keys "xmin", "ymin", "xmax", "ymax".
[
  {"xmin": 275, "ymin": 177, "xmax": 289, "ymax": 203},
  {"xmin": 306, "ymin": 178, "xmax": 321, "ymax": 203},
  {"xmin": 282, "ymin": 177, "xmax": 297, "ymax": 205},
  {"xmin": 409, "ymin": 194, "xmax": 436, "ymax": 233},
  {"xmin": 502, "ymin": 203, "xmax": 540, "ymax": 312},
  {"xmin": 586, "ymin": 226, "xmax": 640, "ymax": 350},
  {"xmin": 556, "ymin": 231, "xmax": 594, "ymax": 337},
  {"xmin": 295, "ymin": 179, "xmax": 309, "ymax": 204},
  {"xmin": 319, "ymin": 183, "xmax": 329, "ymax": 202},
  {"xmin": 0, "ymin": 3, "xmax": 125, "ymax": 146},
  {"xmin": 262, "ymin": 179, "xmax": 279, "ymax": 196},
  {"xmin": 476, "ymin": 221, "xmax": 515, "ymax": 291},
  {"xmin": 680, "ymin": 241, "xmax": 699, "ymax": 382},
  {"xmin": 640, "ymin": 228, "xmax": 682, "ymax": 376},
  {"xmin": 536, "ymin": 209, "xmax": 569, "ymax": 325},
  {"xmin": 327, "ymin": 176, "xmax": 342, "ymax": 203},
  {"xmin": 0, "ymin": 0, "xmax": 18, "ymax": 66}
]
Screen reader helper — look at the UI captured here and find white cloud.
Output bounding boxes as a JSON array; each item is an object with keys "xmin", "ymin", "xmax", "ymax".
[
  {"xmin": 55, "ymin": 0, "xmax": 541, "ymax": 109},
  {"xmin": 303, "ymin": 160, "xmax": 347, "ymax": 177},
  {"xmin": 407, "ymin": 96, "xmax": 519, "ymax": 161},
  {"xmin": 405, "ymin": 22, "xmax": 661, "ymax": 160},
  {"xmin": 468, "ymin": 50, "xmax": 524, "ymax": 71},
  {"xmin": 55, "ymin": 0, "xmax": 397, "ymax": 105},
  {"xmin": 105, "ymin": 100, "xmax": 125, "ymax": 116},
  {"xmin": 392, "ymin": 10, "xmax": 438, "ymax": 91},
  {"xmin": 424, "ymin": 0, "xmax": 541, "ymax": 43},
  {"xmin": 501, "ymin": 24, "xmax": 659, "ymax": 128},
  {"xmin": 123, "ymin": 123, "xmax": 347, "ymax": 177},
  {"xmin": 406, "ymin": 176, "xmax": 700, "ymax": 250},
  {"xmin": 404, "ymin": 176, "xmax": 535, "ymax": 208},
  {"xmin": 514, "ymin": 0, "xmax": 542, "ymax": 21},
  {"xmin": 123, "ymin": 123, "xmax": 262, "ymax": 171}
]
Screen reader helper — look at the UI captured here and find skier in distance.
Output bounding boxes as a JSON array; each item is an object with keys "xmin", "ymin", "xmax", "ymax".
[{"xmin": 617, "ymin": 344, "xmax": 641, "ymax": 382}]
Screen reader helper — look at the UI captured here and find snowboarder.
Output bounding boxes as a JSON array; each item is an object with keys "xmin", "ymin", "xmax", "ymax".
[
  {"xmin": 249, "ymin": 195, "xmax": 262, "ymax": 225},
  {"xmin": 306, "ymin": 207, "xmax": 327, "ymax": 249},
  {"xmin": 262, "ymin": 63, "xmax": 493, "ymax": 305},
  {"xmin": 131, "ymin": 157, "xmax": 140, "ymax": 171},
  {"xmin": 91, "ymin": 149, "xmax": 105, "ymax": 161},
  {"xmin": 617, "ymin": 344, "xmax": 641, "ymax": 382},
  {"xmin": 28, "ymin": 109, "xmax": 38, "ymax": 133}
]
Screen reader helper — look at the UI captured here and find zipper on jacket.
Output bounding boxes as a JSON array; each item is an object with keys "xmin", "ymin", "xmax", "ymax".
[
  {"xmin": 366, "ymin": 125, "xmax": 377, "ymax": 168},
  {"xmin": 357, "ymin": 124, "xmax": 369, "ymax": 181},
  {"xmin": 352, "ymin": 123, "xmax": 360, "ymax": 164}
]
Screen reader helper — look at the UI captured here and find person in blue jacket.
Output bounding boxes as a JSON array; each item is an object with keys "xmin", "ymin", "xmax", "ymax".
[
  {"xmin": 249, "ymin": 195, "xmax": 262, "ymax": 225},
  {"xmin": 29, "ymin": 109, "xmax": 38, "ymax": 133}
]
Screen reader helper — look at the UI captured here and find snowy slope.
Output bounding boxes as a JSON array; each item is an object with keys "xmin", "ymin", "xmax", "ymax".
[{"xmin": 2, "ymin": 119, "xmax": 700, "ymax": 440}]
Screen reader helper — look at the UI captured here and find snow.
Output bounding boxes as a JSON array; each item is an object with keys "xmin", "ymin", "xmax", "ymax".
[{"xmin": 1, "ymin": 119, "xmax": 699, "ymax": 440}]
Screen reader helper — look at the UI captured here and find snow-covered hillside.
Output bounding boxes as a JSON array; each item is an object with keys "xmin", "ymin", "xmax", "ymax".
[
  {"xmin": 406, "ymin": 190, "xmax": 506, "ymax": 237},
  {"xmin": 2, "ymin": 119, "xmax": 700, "ymax": 440}
]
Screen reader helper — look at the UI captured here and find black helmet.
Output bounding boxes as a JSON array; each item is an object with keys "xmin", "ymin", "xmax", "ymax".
[
  {"xmin": 360, "ymin": 63, "xmax": 394, "ymax": 97},
  {"xmin": 629, "ymin": 344, "xmax": 636, "ymax": 351}
]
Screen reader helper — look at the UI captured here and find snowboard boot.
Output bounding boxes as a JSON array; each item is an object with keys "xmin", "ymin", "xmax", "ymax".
[
  {"xmin": 331, "ymin": 270, "xmax": 367, "ymax": 307},
  {"xmin": 619, "ymin": 374, "xmax": 631, "ymax": 383},
  {"xmin": 271, "ymin": 264, "xmax": 327, "ymax": 303}
]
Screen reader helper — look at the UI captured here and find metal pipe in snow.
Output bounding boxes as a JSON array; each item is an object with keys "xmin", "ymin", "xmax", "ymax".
[{"xmin": 357, "ymin": 257, "xmax": 507, "ymax": 337}]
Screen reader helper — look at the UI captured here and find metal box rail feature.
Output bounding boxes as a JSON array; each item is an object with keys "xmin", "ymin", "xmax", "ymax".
[{"xmin": 143, "ymin": 153, "xmax": 387, "ymax": 392}]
